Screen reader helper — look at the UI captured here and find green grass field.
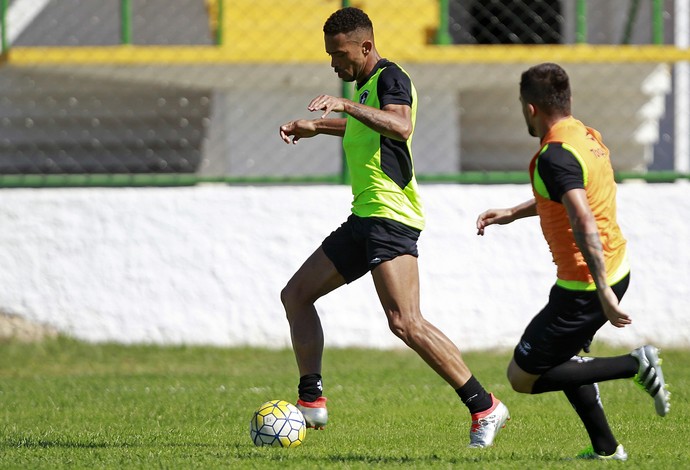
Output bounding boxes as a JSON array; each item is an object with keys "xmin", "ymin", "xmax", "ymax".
[{"xmin": 0, "ymin": 337, "xmax": 687, "ymax": 469}]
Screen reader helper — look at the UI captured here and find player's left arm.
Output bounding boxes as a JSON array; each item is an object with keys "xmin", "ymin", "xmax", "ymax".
[
  {"xmin": 307, "ymin": 65, "xmax": 413, "ymax": 141},
  {"xmin": 306, "ymin": 97, "xmax": 411, "ymax": 141},
  {"xmin": 539, "ymin": 144, "xmax": 630, "ymax": 327},
  {"xmin": 562, "ymin": 189, "xmax": 631, "ymax": 327},
  {"xmin": 344, "ymin": 101, "xmax": 412, "ymax": 141},
  {"xmin": 307, "ymin": 95, "xmax": 412, "ymax": 141}
]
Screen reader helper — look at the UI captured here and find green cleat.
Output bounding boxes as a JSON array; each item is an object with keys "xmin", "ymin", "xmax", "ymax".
[
  {"xmin": 577, "ymin": 444, "xmax": 628, "ymax": 461},
  {"xmin": 631, "ymin": 345, "xmax": 671, "ymax": 417}
]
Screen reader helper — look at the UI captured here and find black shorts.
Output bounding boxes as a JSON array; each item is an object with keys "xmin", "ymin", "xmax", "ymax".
[
  {"xmin": 513, "ymin": 273, "xmax": 630, "ymax": 375},
  {"xmin": 321, "ymin": 214, "xmax": 421, "ymax": 283}
]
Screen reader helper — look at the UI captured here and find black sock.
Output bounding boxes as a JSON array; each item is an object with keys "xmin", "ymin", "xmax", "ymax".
[
  {"xmin": 455, "ymin": 375, "xmax": 493, "ymax": 414},
  {"xmin": 532, "ymin": 355, "xmax": 638, "ymax": 394},
  {"xmin": 564, "ymin": 384, "xmax": 618, "ymax": 456},
  {"xmin": 298, "ymin": 373, "xmax": 323, "ymax": 402}
]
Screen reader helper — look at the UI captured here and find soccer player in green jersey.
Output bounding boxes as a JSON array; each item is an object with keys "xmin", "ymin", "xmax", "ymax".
[{"xmin": 279, "ymin": 7, "xmax": 508, "ymax": 448}]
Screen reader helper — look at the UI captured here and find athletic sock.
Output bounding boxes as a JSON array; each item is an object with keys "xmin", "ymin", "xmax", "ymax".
[
  {"xmin": 456, "ymin": 375, "xmax": 493, "ymax": 414},
  {"xmin": 532, "ymin": 355, "xmax": 638, "ymax": 394},
  {"xmin": 564, "ymin": 384, "xmax": 619, "ymax": 456},
  {"xmin": 298, "ymin": 373, "xmax": 323, "ymax": 402}
]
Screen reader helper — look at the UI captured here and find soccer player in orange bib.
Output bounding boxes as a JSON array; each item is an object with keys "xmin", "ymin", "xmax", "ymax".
[{"xmin": 476, "ymin": 62, "xmax": 670, "ymax": 461}]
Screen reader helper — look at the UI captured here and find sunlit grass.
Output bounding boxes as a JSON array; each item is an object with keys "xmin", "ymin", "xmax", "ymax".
[{"xmin": 0, "ymin": 338, "xmax": 687, "ymax": 468}]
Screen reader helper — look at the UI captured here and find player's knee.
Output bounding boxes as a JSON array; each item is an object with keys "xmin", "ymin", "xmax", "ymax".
[
  {"xmin": 387, "ymin": 313, "xmax": 423, "ymax": 345},
  {"xmin": 507, "ymin": 365, "xmax": 534, "ymax": 394},
  {"xmin": 279, "ymin": 285, "xmax": 291, "ymax": 309},
  {"xmin": 281, "ymin": 281, "xmax": 318, "ymax": 321},
  {"xmin": 280, "ymin": 283, "xmax": 303, "ymax": 313},
  {"xmin": 508, "ymin": 377, "xmax": 532, "ymax": 394}
]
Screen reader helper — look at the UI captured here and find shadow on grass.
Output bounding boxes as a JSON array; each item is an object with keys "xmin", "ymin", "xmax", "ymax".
[
  {"xmin": 246, "ymin": 450, "xmax": 496, "ymax": 466},
  {"xmin": 1, "ymin": 437, "xmax": 217, "ymax": 449}
]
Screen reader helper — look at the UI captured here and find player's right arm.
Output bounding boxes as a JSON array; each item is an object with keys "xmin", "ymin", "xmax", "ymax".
[
  {"xmin": 279, "ymin": 118, "xmax": 347, "ymax": 144},
  {"xmin": 476, "ymin": 199, "xmax": 537, "ymax": 235}
]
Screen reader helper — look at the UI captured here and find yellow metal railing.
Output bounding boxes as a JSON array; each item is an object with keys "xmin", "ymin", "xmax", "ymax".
[{"xmin": 0, "ymin": 0, "xmax": 678, "ymax": 64}]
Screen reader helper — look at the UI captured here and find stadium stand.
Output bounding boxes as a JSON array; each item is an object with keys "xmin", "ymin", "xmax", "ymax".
[{"xmin": 0, "ymin": 0, "xmax": 674, "ymax": 177}]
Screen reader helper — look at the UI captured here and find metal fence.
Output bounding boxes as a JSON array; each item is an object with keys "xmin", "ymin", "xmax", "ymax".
[{"xmin": 0, "ymin": 0, "xmax": 688, "ymax": 187}]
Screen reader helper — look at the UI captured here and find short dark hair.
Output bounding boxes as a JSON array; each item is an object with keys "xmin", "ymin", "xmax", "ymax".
[
  {"xmin": 520, "ymin": 63, "xmax": 571, "ymax": 115},
  {"xmin": 323, "ymin": 7, "xmax": 373, "ymax": 36}
]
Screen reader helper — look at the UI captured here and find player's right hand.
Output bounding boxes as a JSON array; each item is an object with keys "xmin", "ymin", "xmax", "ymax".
[
  {"xmin": 279, "ymin": 119, "xmax": 318, "ymax": 144},
  {"xmin": 476, "ymin": 208, "xmax": 513, "ymax": 235}
]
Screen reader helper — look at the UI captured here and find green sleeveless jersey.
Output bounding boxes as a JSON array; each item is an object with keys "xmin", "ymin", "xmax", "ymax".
[{"xmin": 342, "ymin": 59, "xmax": 425, "ymax": 231}]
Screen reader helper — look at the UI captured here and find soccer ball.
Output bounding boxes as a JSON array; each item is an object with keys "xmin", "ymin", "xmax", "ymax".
[{"xmin": 249, "ymin": 400, "xmax": 306, "ymax": 447}]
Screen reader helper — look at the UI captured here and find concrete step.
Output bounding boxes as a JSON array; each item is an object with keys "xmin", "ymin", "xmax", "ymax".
[
  {"xmin": 0, "ymin": 143, "xmax": 201, "ymax": 174},
  {"xmin": 0, "ymin": 115, "xmax": 206, "ymax": 145}
]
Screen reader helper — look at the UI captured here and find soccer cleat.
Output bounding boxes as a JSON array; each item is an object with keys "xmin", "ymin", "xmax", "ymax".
[
  {"xmin": 296, "ymin": 396, "xmax": 328, "ymax": 430},
  {"xmin": 576, "ymin": 444, "xmax": 628, "ymax": 461},
  {"xmin": 631, "ymin": 345, "xmax": 671, "ymax": 417},
  {"xmin": 468, "ymin": 394, "xmax": 510, "ymax": 448}
]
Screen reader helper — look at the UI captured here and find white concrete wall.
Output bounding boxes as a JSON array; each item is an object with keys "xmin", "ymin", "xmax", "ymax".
[{"xmin": 0, "ymin": 183, "xmax": 688, "ymax": 350}]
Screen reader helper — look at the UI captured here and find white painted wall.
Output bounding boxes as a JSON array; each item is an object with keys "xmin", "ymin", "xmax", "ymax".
[{"xmin": 0, "ymin": 183, "xmax": 688, "ymax": 350}]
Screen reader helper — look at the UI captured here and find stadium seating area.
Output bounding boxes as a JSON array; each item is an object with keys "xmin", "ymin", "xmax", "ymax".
[{"xmin": 0, "ymin": 0, "xmax": 672, "ymax": 176}]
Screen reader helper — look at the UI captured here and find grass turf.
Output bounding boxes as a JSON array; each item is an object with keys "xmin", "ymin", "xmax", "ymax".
[{"xmin": 0, "ymin": 337, "xmax": 687, "ymax": 469}]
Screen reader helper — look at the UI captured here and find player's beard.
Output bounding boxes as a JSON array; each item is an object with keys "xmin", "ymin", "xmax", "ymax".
[{"xmin": 335, "ymin": 69, "xmax": 355, "ymax": 82}]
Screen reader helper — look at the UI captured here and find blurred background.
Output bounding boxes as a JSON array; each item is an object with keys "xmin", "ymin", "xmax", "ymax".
[
  {"xmin": 0, "ymin": 1, "xmax": 688, "ymax": 349},
  {"xmin": 0, "ymin": 0, "xmax": 688, "ymax": 185}
]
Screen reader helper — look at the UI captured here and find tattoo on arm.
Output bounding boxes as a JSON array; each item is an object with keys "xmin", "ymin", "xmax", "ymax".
[{"xmin": 573, "ymin": 230, "xmax": 608, "ymax": 288}]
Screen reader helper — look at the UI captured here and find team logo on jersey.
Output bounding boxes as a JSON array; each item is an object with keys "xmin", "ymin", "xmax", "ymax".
[{"xmin": 359, "ymin": 90, "xmax": 369, "ymax": 104}]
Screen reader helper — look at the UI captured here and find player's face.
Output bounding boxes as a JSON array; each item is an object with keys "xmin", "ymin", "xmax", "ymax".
[{"xmin": 325, "ymin": 32, "xmax": 367, "ymax": 82}]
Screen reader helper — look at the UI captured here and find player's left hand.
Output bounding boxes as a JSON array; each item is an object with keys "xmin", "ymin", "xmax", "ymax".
[
  {"xmin": 598, "ymin": 287, "xmax": 632, "ymax": 328},
  {"xmin": 307, "ymin": 94, "xmax": 345, "ymax": 119}
]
